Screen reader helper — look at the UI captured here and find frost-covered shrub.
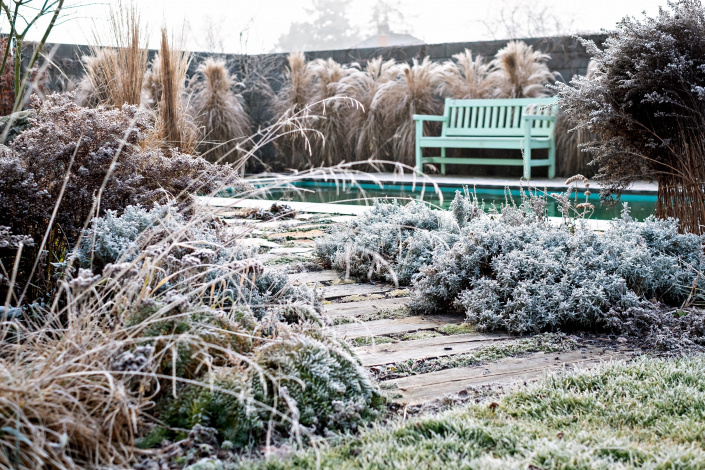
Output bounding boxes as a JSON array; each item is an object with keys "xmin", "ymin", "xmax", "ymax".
[
  {"xmin": 161, "ymin": 332, "xmax": 381, "ymax": 447},
  {"xmin": 315, "ymin": 194, "xmax": 478, "ymax": 284},
  {"xmin": 73, "ymin": 203, "xmax": 381, "ymax": 450},
  {"xmin": 0, "ymin": 93, "xmax": 249, "ymax": 302},
  {"xmin": 556, "ymin": 0, "xmax": 705, "ymax": 233},
  {"xmin": 76, "ymin": 204, "xmax": 316, "ymax": 316},
  {"xmin": 412, "ymin": 209, "xmax": 705, "ymax": 334},
  {"xmin": 6, "ymin": 93, "xmax": 247, "ymax": 244}
]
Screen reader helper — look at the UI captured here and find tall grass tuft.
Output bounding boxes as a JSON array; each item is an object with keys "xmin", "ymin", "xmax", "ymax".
[
  {"xmin": 190, "ymin": 58, "xmax": 252, "ymax": 165},
  {"xmin": 75, "ymin": 49, "xmax": 116, "ymax": 107},
  {"xmin": 349, "ymin": 57, "xmax": 400, "ymax": 161},
  {"xmin": 492, "ymin": 41, "xmax": 555, "ymax": 98},
  {"xmin": 370, "ymin": 57, "xmax": 442, "ymax": 166},
  {"xmin": 274, "ymin": 52, "xmax": 316, "ymax": 169},
  {"xmin": 304, "ymin": 58, "xmax": 358, "ymax": 167},
  {"xmin": 77, "ymin": 1, "xmax": 148, "ymax": 108},
  {"xmin": 141, "ymin": 54, "xmax": 161, "ymax": 109},
  {"xmin": 436, "ymin": 49, "xmax": 498, "ymax": 99},
  {"xmin": 155, "ymin": 28, "xmax": 197, "ymax": 154}
]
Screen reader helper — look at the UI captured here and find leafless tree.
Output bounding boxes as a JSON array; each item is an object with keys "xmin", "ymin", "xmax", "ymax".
[{"xmin": 480, "ymin": 0, "xmax": 576, "ymax": 40}]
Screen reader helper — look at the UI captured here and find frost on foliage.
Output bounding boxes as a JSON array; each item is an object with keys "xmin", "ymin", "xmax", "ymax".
[
  {"xmin": 555, "ymin": 0, "xmax": 705, "ymax": 201},
  {"xmin": 4, "ymin": 93, "xmax": 248, "ymax": 244},
  {"xmin": 315, "ymin": 193, "xmax": 478, "ymax": 285},
  {"xmin": 76, "ymin": 204, "xmax": 317, "ymax": 316},
  {"xmin": 160, "ymin": 332, "xmax": 382, "ymax": 447},
  {"xmin": 75, "ymin": 203, "xmax": 381, "ymax": 448},
  {"xmin": 412, "ymin": 208, "xmax": 705, "ymax": 335}
]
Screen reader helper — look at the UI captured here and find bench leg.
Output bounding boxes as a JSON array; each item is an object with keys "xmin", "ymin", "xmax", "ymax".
[
  {"xmin": 548, "ymin": 139, "xmax": 556, "ymax": 179},
  {"xmin": 440, "ymin": 147, "xmax": 447, "ymax": 175},
  {"xmin": 415, "ymin": 120, "xmax": 423, "ymax": 175},
  {"xmin": 522, "ymin": 144, "xmax": 532, "ymax": 180}
]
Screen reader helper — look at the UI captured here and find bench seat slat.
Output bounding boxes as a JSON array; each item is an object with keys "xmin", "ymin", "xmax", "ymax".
[{"xmin": 419, "ymin": 136, "xmax": 551, "ymax": 150}]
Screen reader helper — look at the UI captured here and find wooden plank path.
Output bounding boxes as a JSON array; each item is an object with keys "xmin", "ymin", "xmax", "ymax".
[
  {"xmin": 388, "ymin": 347, "xmax": 628, "ymax": 404},
  {"xmin": 355, "ymin": 332, "xmax": 512, "ymax": 366},
  {"xmin": 210, "ymin": 204, "xmax": 635, "ymax": 406},
  {"xmin": 333, "ymin": 315, "xmax": 462, "ymax": 339},
  {"xmin": 289, "ymin": 270, "xmax": 343, "ymax": 285},
  {"xmin": 320, "ymin": 283, "xmax": 397, "ymax": 300},
  {"xmin": 324, "ymin": 297, "xmax": 409, "ymax": 318}
]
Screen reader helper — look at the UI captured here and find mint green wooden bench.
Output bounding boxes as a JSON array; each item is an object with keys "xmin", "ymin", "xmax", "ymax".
[{"xmin": 414, "ymin": 97, "xmax": 559, "ymax": 179}]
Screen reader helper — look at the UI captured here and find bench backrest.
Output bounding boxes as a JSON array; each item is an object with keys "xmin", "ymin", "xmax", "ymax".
[{"xmin": 441, "ymin": 97, "xmax": 559, "ymax": 138}]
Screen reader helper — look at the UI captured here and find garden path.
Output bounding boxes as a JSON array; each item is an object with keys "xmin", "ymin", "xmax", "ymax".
[{"xmin": 207, "ymin": 202, "xmax": 638, "ymax": 406}]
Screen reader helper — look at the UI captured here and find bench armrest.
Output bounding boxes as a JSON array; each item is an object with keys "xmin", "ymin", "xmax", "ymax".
[{"xmin": 413, "ymin": 114, "xmax": 446, "ymax": 122}]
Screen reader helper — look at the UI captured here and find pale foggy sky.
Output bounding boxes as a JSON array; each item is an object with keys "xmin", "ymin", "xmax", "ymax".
[{"xmin": 28, "ymin": 0, "xmax": 668, "ymax": 54}]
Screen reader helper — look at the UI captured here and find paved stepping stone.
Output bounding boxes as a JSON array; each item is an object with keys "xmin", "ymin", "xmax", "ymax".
[
  {"xmin": 389, "ymin": 347, "xmax": 629, "ymax": 404},
  {"xmin": 320, "ymin": 283, "xmax": 396, "ymax": 300},
  {"xmin": 333, "ymin": 315, "xmax": 462, "ymax": 339},
  {"xmin": 324, "ymin": 297, "xmax": 409, "ymax": 318},
  {"xmin": 355, "ymin": 332, "xmax": 511, "ymax": 367}
]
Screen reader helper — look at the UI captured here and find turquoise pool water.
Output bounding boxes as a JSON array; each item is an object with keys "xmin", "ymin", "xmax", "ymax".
[{"xmin": 256, "ymin": 181, "xmax": 657, "ymax": 221}]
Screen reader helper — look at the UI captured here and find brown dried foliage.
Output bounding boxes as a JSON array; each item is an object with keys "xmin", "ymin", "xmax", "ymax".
[
  {"xmin": 190, "ymin": 58, "xmax": 251, "ymax": 165},
  {"xmin": 77, "ymin": 2, "xmax": 149, "ymax": 108},
  {"xmin": 155, "ymin": 29, "xmax": 198, "ymax": 154},
  {"xmin": 0, "ymin": 93, "xmax": 247, "ymax": 302},
  {"xmin": 491, "ymin": 40, "xmax": 556, "ymax": 98},
  {"xmin": 370, "ymin": 57, "xmax": 442, "ymax": 166},
  {"xmin": 436, "ymin": 49, "xmax": 499, "ymax": 99}
]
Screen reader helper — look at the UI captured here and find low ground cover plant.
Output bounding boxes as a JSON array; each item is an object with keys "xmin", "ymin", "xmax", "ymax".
[
  {"xmin": 315, "ymin": 195, "xmax": 471, "ymax": 284},
  {"xmin": 317, "ymin": 191, "xmax": 705, "ymax": 344}
]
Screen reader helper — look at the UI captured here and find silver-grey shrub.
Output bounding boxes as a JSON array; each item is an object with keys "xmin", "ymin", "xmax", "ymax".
[
  {"xmin": 315, "ymin": 194, "xmax": 478, "ymax": 285},
  {"xmin": 412, "ymin": 207, "xmax": 704, "ymax": 334},
  {"xmin": 76, "ymin": 204, "xmax": 317, "ymax": 318}
]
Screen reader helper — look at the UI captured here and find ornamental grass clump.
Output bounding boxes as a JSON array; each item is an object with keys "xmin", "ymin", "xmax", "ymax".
[
  {"xmin": 370, "ymin": 57, "xmax": 442, "ymax": 167},
  {"xmin": 155, "ymin": 28, "xmax": 198, "ymax": 154},
  {"xmin": 273, "ymin": 52, "xmax": 317, "ymax": 168},
  {"xmin": 304, "ymin": 58, "xmax": 359, "ymax": 167},
  {"xmin": 435, "ymin": 49, "xmax": 499, "ymax": 99},
  {"xmin": 491, "ymin": 40, "xmax": 556, "ymax": 98},
  {"xmin": 557, "ymin": 0, "xmax": 705, "ymax": 234},
  {"xmin": 76, "ymin": 2, "xmax": 149, "ymax": 108},
  {"xmin": 189, "ymin": 58, "xmax": 252, "ymax": 165},
  {"xmin": 350, "ymin": 57, "xmax": 401, "ymax": 161}
]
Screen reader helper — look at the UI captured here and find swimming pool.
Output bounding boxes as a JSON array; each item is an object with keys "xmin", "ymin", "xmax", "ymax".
[{"xmin": 251, "ymin": 180, "xmax": 657, "ymax": 221}]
